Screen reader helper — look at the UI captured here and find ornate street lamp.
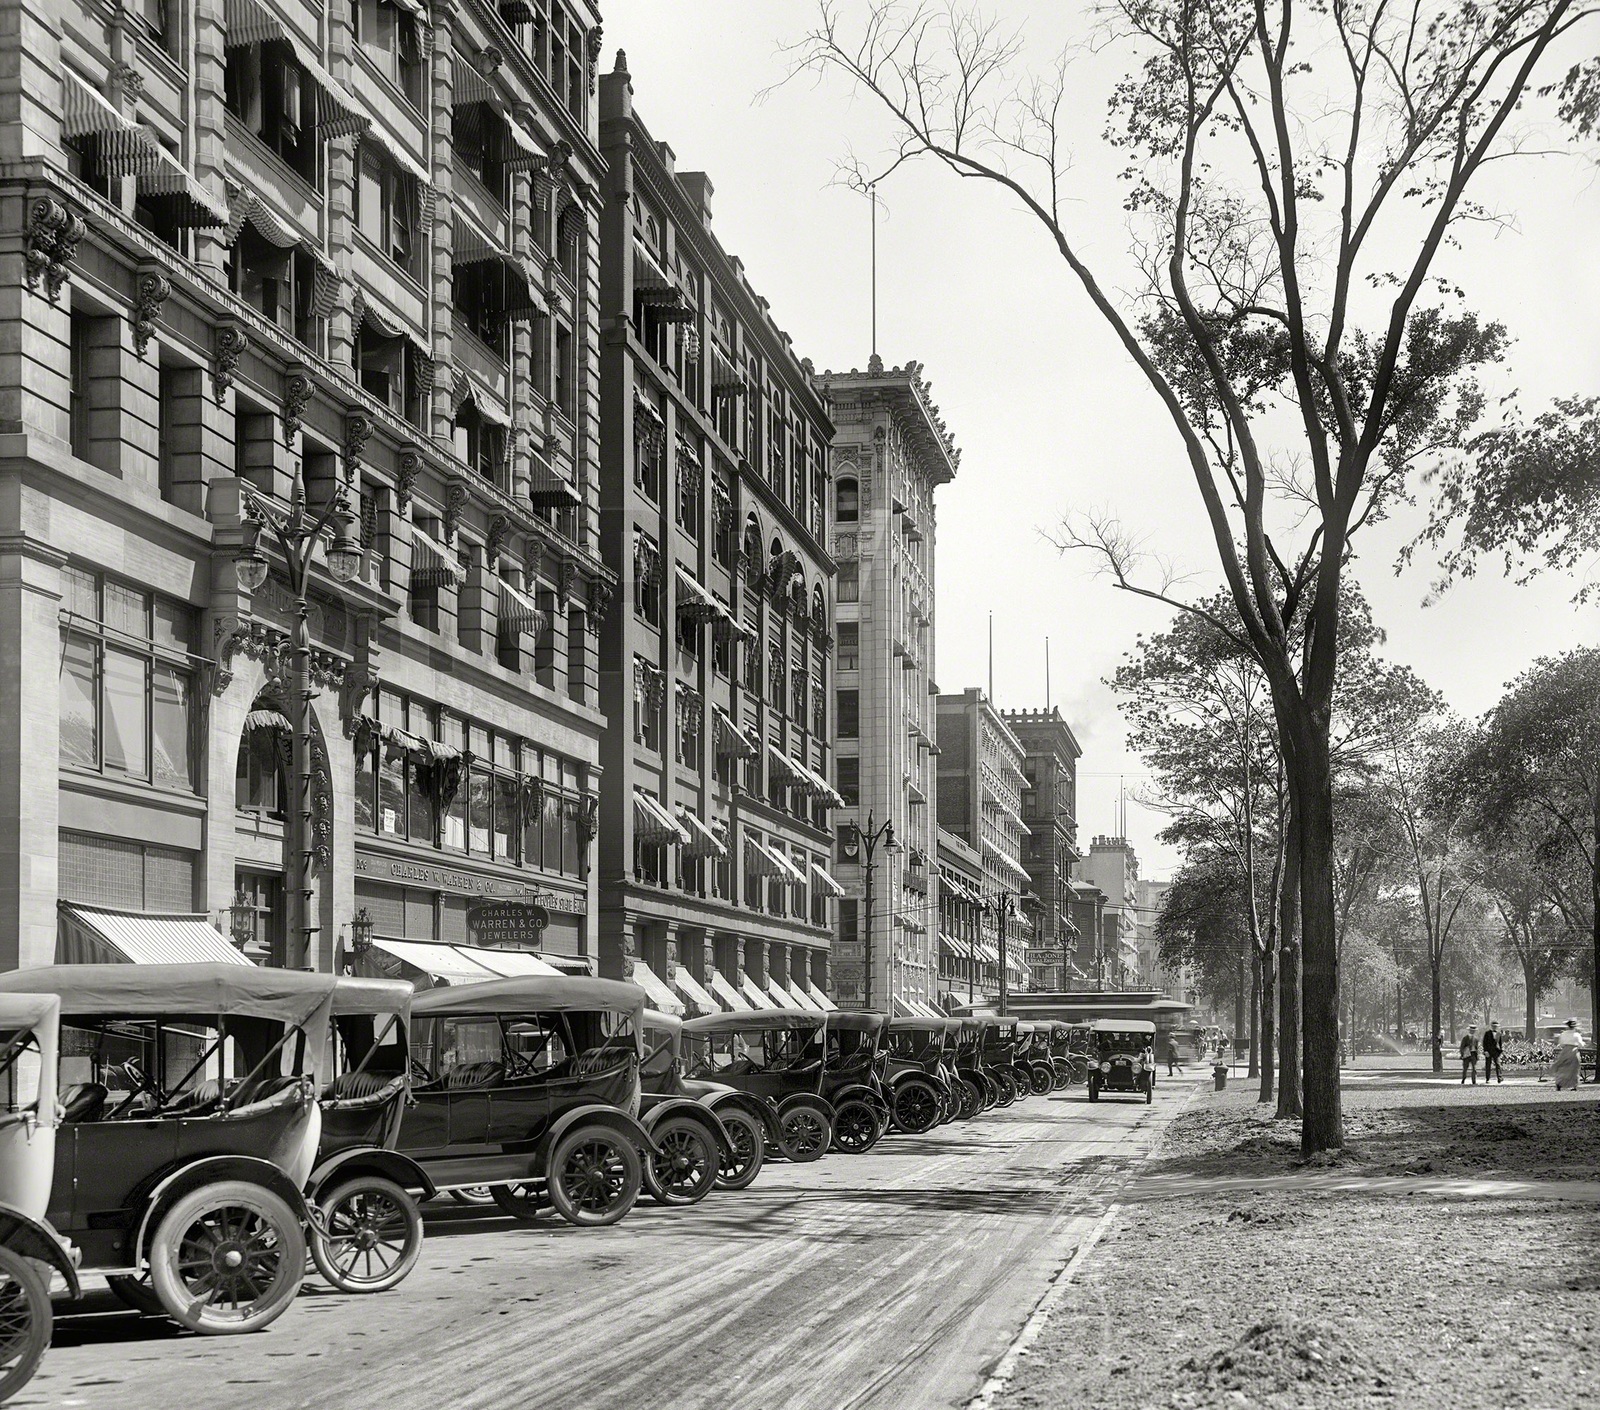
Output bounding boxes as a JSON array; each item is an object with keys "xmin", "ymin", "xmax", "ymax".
[
  {"xmin": 851, "ymin": 813, "xmax": 901, "ymax": 1012},
  {"xmin": 235, "ymin": 459, "xmax": 362, "ymax": 971},
  {"xmin": 349, "ymin": 907, "xmax": 375, "ymax": 958}
]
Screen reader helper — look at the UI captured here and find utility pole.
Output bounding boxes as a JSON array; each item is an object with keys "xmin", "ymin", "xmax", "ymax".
[{"xmin": 853, "ymin": 812, "xmax": 900, "ymax": 1011}]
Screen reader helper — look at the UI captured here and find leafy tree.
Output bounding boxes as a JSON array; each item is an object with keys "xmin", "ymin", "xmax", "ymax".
[
  {"xmin": 1155, "ymin": 849, "xmax": 1254, "ymax": 1041},
  {"xmin": 782, "ymin": 0, "xmax": 1596, "ymax": 1151}
]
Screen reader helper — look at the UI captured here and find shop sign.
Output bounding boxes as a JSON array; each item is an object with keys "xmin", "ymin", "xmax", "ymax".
[
  {"xmin": 468, "ymin": 901, "xmax": 549, "ymax": 946},
  {"xmin": 354, "ymin": 853, "xmax": 586, "ymax": 914}
]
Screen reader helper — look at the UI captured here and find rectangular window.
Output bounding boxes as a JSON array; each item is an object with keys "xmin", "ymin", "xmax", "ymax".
[
  {"xmin": 157, "ymin": 365, "xmax": 180, "ymax": 502},
  {"xmin": 354, "ymin": 144, "xmax": 419, "ymax": 279},
  {"xmin": 838, "ymin": 560, "xmax": 859, "ymax": 603},
  {"xmin": 675, "ymin": 439, "xmax": 702, "ymax": 537},
  {"xmin": 69, "ymin": 312, "xmax": 91, "ymax": 460},
  {"xmin": 837, "ymin": 622, "xmax": 858, "ymax": 671},
  {"xmin": 837, "ymin": 756, "xmax": 859, "ymax": 807},
  {"xmin": 225, "ymin": 42, "xmax": 318, "ymax": 184},
  {"xmin": 633, "ymin": 534, "xmax": 660, "ymax": 626},
  {"xmin": 837, "ymin": 689, "xmax": 859, "ymax": 738},
  {"xmin": 554, "ymin": 324, "xmax": 573, "ymax": 416}
]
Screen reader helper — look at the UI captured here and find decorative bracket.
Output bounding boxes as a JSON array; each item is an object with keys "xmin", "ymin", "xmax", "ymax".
[
  {"xmin": 212, "ymin": 322, "xmax": 249, "ymax": 401},
  {"xmin": 281, "ymin": 364, "xmax": 314, "ymax": 445},
  {"xmin": 130, "ymin": 269, "xmax": 171, "ymax": 358},
  {"xmin": 485, "ymin": 513, "xmax": 513, "ymax": 565},
  {"xmin": 24, "ymin": 199, "xmax": 85, "ymax": 304},
  {"xmin": 343, "ymin": 409, "xmax": 375, "ymax": 480},
  {"xmin": 395, "ymin": 449, "xmax": 422, "ymax": 516},
  {"xmin": 586, "ymin": 577, "xmax": 613, "ymax": 636},
  {"xmin": 442, "ymin": 478, "xmax": 469, "ymax": 544}
]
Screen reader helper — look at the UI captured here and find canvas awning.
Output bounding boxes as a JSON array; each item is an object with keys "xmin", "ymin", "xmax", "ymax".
[
  {"xmin": 788, "ymin": 983, "xmax": 822, "ymax": 1013},
  {"xmin": 708, "ymin": 968, "xmax": 752, "ymax": 1012},
  {"xmin": 677, "ymin": 808, "xmax": 728, "ymax": 859},
  {"xmin": 809, "ymin": 862, "xmax": 845, "ymax": 898},
  {"xmin": 912, "ymin": 1000, "xmax": 945, "ymax": 1018},
  {"xmin": 528, "ymin": 450, "xmax": 581, "ymax": 508},
  {"xmin": 892, "ymin": 996, "xmax": 916, "ymax": 1017},
  {"xmin": 805, "ymin": 981, "xmax": 837, "ymax": 1012},
  {"xmin": 61, "ymin": 69, "xmax": 163, "ymax": 175},
  {"xmin": 451, "ymin": 214, "xmax": 546, "ymax": 320},
  {"xmin": 672, "ymin": 967, "xmax": 721, "ymax": 1015},
  {"xmin": 674, "ymin": 566, "xmax": 727, "ymax": 622},
  {"xmin": 136, "ymin": 148, "xmax": 230, "ymax": 227},
  {"xmin": 739, "ymin": 973, "xmax": 777, "ymax": 1010},
  {"xmin": 629, "ymin": 960, "xmax": 684, "ymax": 1017},
  {"xmin": 454, "ymin": 945, "xmax": 562, "ymax": 978},
  {"xmin": 982, "ymin": 839, "xmax": 1032, "ymax": 887},
  {"xmin": 56, "ymin": 903, "xmax": 253, "ymax": 966},
  {"xmin": 223, "ymin": 0, "xmax": 369, "ymax": 138},
  {"xmin": 409, "ymin": 523, "xmax": 459, "ymax": 588},
  {"xmin": 941, "ymin": 932, "xmax": 973, "ymax": 959},
  {"xmin": 713, "ymin": 708, "xmax": 757, "ymax": 759},
  {"xmin": 370, "ymin": 937, "xmax": 499, "ymax": 984},
  {"xmin": 497, "ymin": 578, "xmax": 546, "ymax": 637},
  {"xmin": 634, "ymin": 789, "xmax": 689, "ymax": 845}
]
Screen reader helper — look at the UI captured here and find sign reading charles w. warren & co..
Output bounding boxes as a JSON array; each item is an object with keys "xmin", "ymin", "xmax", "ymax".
[{"xmin": 467, "ymin": 900, "xmax": 550, "ymax": 946}]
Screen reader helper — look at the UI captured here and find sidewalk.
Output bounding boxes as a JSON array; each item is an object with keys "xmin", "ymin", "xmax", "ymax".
[{"xmin": 992, "ymin": 1066, "xmax": 1600, "ymax": 1410}]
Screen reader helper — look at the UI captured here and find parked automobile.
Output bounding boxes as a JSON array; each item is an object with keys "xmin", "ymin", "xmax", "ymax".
[
  {"xmin": 404, "ymin": 976, "xmax": 657, "ymax": 1227},
  {"xmin": 951, "ymin": 1018, "xmax": 995, "ymax": 1114},
  {"xmin": 821, "ymin": 1012, "xmax": 892, "ymax": 1153},
  {"xmin": 306, "ymin": 976, "xmax": 429, "ymax": 1293},
  {"xmin": 886, "ymin": 1016, "xmax": 954, "ymax": 1133},
  {"xmin": 631, "ymin": 1009, "xmax": 742, "ymax": 1205},
  {"xmin": 978, "ymin": 1017, "xmax": 1023, "ymax": 1107},
  {"xmin": 1086, "ymin": 1019, "xmax": 1157, "ymax": 1104},
  {"xmin": 1045, "ymin": 1022, "xmax": 1086, "ymax": 1089},
  {"xmin": 0, "ymin": 963, "xmax": 331, "ymax": 1335},
  {"xmin": 640, "ymin": 1009, "xmax": 775, "ymax": 1192},
  {"xmin": 681, "ymin": 1011, "xmax": 835, "ymax": 1161},
  {"xmin": 1017, "ymin": 1023, "xmax": 1058, "ymax": 1095}
]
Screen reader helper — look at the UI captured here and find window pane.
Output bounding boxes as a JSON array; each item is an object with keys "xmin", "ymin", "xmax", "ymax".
[
  {"xmin": 561, "ymin": 797, "xmax": 579, "ymax": 875},
  {"xmin": 378, "ymin": 750, "xmax": 406, "ymax": 836},
  {"xmin": 103, "ymin": 583, "xmax": 148, "ymax": 640},
  {"xmin": 153, "ymin": 599, "xmax": 197, "ymax": 655},
  {"xmin": 62, "ymin": 566, "xmax": 97, "ymax": 621},
  {"xmin": 59, "ymin": 635, "xmax": 97, "ymax": 767},
  {"xmin": 354, "ymin": 745, "xmax": 376, "ymax": 830},
  {"xmin": 494, "ymin": 774, "xmax": 518, "ymax": 860},
  {"xmin": 522, "ymin": 785, "xmax": 543, "ymax": 863},
  {"xmin": 407, "ymin": 762, "xmax": 433, "ymax": 843},
  {"xmin": 467, "ymin": 769, "xmax": 491, "ymax": 853},
  {"xmin": 102, "ymin": 648, "xmax": 148, "ymax": 777},
  {"xmin": 150, "ymin": 664, "xmax": 193, "ymax": 789},
  {"xmin": 542, "ymin": 791, "xmax": 561, "ymax": 871}
]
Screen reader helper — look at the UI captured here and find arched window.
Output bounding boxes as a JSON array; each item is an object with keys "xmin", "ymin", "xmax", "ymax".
[
  {"xmin": 835, "ymin": 477, "xmax": 858, "ymax": 524},
  {"xmin": 236, "ymin": 701, "xmax": 288, "ymax": 816},
  {"xmin": 743, "ymin": 517, "xmax": 763, "ymax": 590},
  {"xmin": 812, "ymin": 583, "xmax": 826, "ymax": 633}
]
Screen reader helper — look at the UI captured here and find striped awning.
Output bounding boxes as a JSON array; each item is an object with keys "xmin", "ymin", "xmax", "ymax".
[
  {"xmin": 528, "ymin": 449, "xmax": 580, "ymax": 507},
  {"xmin": 243, "ymin": 708, "xmax": 292, "ymax": 734},
  {"xmin": 451, "ymin": 57, "xmax": 544, "ymax": 168},
  {"xmin": 765, "ymin": 744, "xmax": 803, "ymax": 785},
  {"xmin": 674, "ymin": 566, "xmax": 725, "ymax": 622},
  {"xmin": 221, "ymin": 183, "xmax": 300, "ymax": 248},
  {"xmin": 57, "ymin": 903, "xmax": 253, "ymax": 967},
  {"xmin": 709, "ymin": 344, "xmax": 745, "ymax": 395},
  {"xmin": 136, "ymin": 149, "xmax": 230, "ymax": 227},
  {"xmin": 707, "ymin": 968, "xmax": 752, "ymax": 1012},
  {"xmin": 223, "ymin": 0, "xmax": 370, "ymax": 139},
  {"xmin": 496, "ymin": 578, "xmax": 546, "ymax": 636},
  {"xmin": 982, "ymin": 838, "xmax": 1032, "ymax": 887},
  {"xmin": 409, "ymin": 522, "xmax": 459, "ymax": 588},
  {"xmin": 361, "ymin": 123, "xmax": 437, "ymax": 231},
  {"xmin": 677, "ymin": 808, "xmax": 728, "ymax": 859},
  {"xmin": 61, "ymin": 70, "xmax": 163, "ymax": 175},
  {"xmin": 789, "ymin": 755, "xmax": 845, "ymax": 807},
  {"xmin": 739, "ymin": 973, "xmax": 777, "ymax": 1010},
  {"xmin": 809, "ymin": 862, "xmax": 845, "ymax": 898},
  {"xmin": 634, "ymin": 789, "xmax": 689, "ymax": 845},
  {"xmin": 769, "ymin": 845, "xmax": 808, "ymax": 886},
  {"xmin": 941, "ymin": 932, "xmax": 973, "ymax": 959},
  {"xmin": 451, "ymin": 52, "xmax": 497, "ymax": 106},
  {"xmin": 451, "ymin": 214, "xmax": 546, "ymax": 320},
  {"xmin": 713, "ymin": 708, "xmax": 757, "ymax": 759}
]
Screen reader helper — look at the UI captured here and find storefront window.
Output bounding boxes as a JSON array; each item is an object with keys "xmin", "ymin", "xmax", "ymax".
[{"xmin": 58, "ymin": 567, "xmax": 199, "ymax": 793}]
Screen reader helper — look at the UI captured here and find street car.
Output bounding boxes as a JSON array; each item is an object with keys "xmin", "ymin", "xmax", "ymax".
[
  {"xmin": 404, "ymin": 976, "xmax": 657, "ymax": 1227},
  {"xmin": 681, "ymin": 1011, "xmax": 835, "ymax": 1161},
  {"xmin": 1086, "ymin": 1019, "xmax": 1157, "ymax": 1104},
  {"xmin": 0, "ymin": 963, "xmax": 333, "ymax": 1335},
  {"xmin": 821, "ymin": 1012, "xmax": 892, "ymax": 1153}
]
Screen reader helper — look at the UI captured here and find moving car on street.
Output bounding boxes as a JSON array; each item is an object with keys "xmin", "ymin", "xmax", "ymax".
[
  {"xmin": 404, "ymin": 976, "xmax": 657, "ymax": 1226},
  {"xmin": 1086, "ymin": 1019, "xmax": 1157, "ymax": 1104}
]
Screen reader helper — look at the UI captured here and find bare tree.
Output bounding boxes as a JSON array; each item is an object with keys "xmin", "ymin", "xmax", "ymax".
[{"xmin": 782, "ymin": 0, "xmax": 1596, "ymax": 1149}]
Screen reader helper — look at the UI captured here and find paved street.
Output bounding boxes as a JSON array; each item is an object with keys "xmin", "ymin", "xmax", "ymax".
[{"xmin": 22, "ymin": 1082, "xmax": 1192, "ymax": 1410}]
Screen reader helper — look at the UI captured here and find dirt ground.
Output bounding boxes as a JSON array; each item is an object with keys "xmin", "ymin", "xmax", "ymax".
[{"xmin": 997, "ymin": 1073, "xmax": 1600, "ymax": 1410}]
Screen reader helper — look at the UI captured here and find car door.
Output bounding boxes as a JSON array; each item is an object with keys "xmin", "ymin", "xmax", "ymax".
[{"xmin": 485, "ymin": 1014, "xmax": 562, "ymax": 1150}]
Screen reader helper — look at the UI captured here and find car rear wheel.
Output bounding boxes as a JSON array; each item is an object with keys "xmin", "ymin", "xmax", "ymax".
[
  {"xmin": 643, "ymin": 1116, "xmax": 720, "ymax": 1206},
  {"xmin": 311, "ymin": 1176, "xmax": 422, "ymax": 1294},
  {"xmin": 547, "ymin": 1126, "xmax": 642, "ymax": 1227},
  {"xmin": 449, "ymin": 1187, "xmax": 495, "ymax": 1206},
  {"xmin": 777, "ymin": 1104, "xmax": 832, "ymax": 1162},
  {"xmin": 489, "ymin": 1182, "xmax": 550, "ymax": 1223},
  {"xmin": 956, "ymin": 1078, "xmax": 983, "ymax": 1120},
  {"xmin": 107, "ymin": 1271, "xmax": 165, "ymax": 1316},
  {"xmin": 714, "ymin": 1109, "xmax": 765, "ymax": 1190},
  {"xmin": 831, "ymin": 1099, "xmax": 883, "ymax": 1154},
  {"xmin": 148, "ymin": 1180, "xmax": 305, "ymax": 1334},
  {"xmin": 1029, "ymin": 1064, "xmax": 1055, "ymax": 1097},
  {"xmin": 993, "ymin": 1070, "xmax": 1018, "ymax": 1107},
  {"xmin": 892, "ymin": 1079, "xmax": 942, "ymax": 1135},
  {"xmin": 0, "ymin": 1245, "xmax": 51, "ymax": 1401}
]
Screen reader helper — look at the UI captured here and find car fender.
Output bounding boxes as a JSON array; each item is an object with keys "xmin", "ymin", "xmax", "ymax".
[
  {"xmin": 0, "ymin": 1205, "xmax": 79, "ymax": 1300},
  {"xmin": 534, "ymin": 1105, "xmax": 660, "ymax": 1170},
  {"xmin": 830, "ymin": 1083, "xmax": 890, "ymax": 1122},
  {"xmin": 133, "ymin": 1156, "xmax": 311, "ymax": 1267},
  {"xmin": 699, "ymin": 1089, "xmax": 784, "ymax": 1147},
  {"xmin": 640, "ymin": 1097, "xmax": 734, "ymax": 1156},
  {"xmin": 307, "ymin": 1147, "xmax": 436, "ymax": 1202},
  {"xmin": 775, "ymin": 1092, "xmax": 837, "ymax": 1124}
]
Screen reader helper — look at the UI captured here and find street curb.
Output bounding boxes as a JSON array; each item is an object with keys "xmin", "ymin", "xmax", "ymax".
[
  {"xmin": 965, "ymin": 1204, "xmax": 1121, "ymax": 1410},
  {"xmin": 966, "ymin": 1083, "xmax": 1202, "ymax": 1410}
]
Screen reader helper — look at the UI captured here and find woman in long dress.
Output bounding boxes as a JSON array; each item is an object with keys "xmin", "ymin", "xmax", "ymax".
[{"xmin": 1551, "ymin": 1019, "xmax": 1585, "ymax": 1091}]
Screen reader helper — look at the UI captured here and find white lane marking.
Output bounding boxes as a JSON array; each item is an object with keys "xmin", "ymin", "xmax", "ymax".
[{"xmin": 965, "ymin": 1204, "xmax": 1120, "ymax": 1410}]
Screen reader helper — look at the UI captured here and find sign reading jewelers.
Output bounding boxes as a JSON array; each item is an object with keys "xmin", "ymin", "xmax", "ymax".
[{"xmin": 468, "ymin": 901, "xmax": 550, "ymax": 946}]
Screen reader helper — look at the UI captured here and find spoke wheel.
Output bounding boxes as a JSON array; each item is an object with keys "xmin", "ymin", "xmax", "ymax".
[
  {"xmin": 831, "ymin": 1100, "xmax": 882, "ymax": 1154},
  {"xmin": 0, "ymin": 1246, "xmax": 50, "ymax": 1401},
  {"xmin": 993, "ymin": 1071, "xmax": 1018, "ymax": 1107},
  {"xmin": 148, "ymin": 1181, "xmax": 305, "ymax": 1334},
  {"xmin": 956, "ymin": 1078, "xmax": 983, "ymax": 1120},
  {"xmin": 643, "ymin": 1117, "xmax": 719, "ymax": 1206},
  {"xmin": 714, "ymin": 1110, "xmax": 765, "ymax": 1191},
  {"xmin": 489, "ymin": 1182, "xmax": 550, "ymax": 1224},
  {"xmin": 892, "ymin": 1080, "xmax": 941, "ymax": 1135},
  {"xmin": 311, "ymin": 1176, "xmax": 422, "ymax": 1294},
  {"xmin": 107, "ymin": 1271, "xmax": 165, "ymax": 1317},
  {"xmin": 547, "ymin": 1126, "xmax": 641, "ymax": 1227},
  {"xmin": 449, "ymin": 1187, "xmax": 495, "ymax": 1206},
  {"xmin": 778, "ymin": 1105, "xmax": 832, "ymax": 1163},
  {"xmin": 1030, "ymin": 1065, "xmax": 1055, "ymax": 1097}
]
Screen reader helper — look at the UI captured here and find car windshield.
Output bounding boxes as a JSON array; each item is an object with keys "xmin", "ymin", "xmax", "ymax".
[
  {"xmin": 1096, "ymin": 1031, "xmax": 1149, "ymax": 1053},
  {"xmin": 890, "ymin": 1029, "xmax": 940, "ymax": 1062}
]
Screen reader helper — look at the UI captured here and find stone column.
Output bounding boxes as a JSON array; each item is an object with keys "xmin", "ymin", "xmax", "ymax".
[{"xmin": 597, "ymin": 909, "xmax": 636, "ymax": 983}]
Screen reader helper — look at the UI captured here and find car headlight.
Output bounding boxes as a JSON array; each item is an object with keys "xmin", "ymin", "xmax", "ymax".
[{"xmin": 1099, "ymin": 1061, "xmax": 1111, "ymax": 1072}]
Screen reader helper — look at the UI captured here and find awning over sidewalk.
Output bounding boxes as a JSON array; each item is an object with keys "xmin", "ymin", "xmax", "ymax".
[
  {"xmin": 57, "ymin": 903, "xmax": 253, "ymax": 966},
  {"xmin": 457, "ymin": 945, "xmax": 563, "ymax": 979},
  {"xmin": 789, "ymin": 984, "xmax": 822, "ymax": 1013},
  {"xmin": 369, "ymin": 938, "xmax": 561, "ymax": 985},
  {"xmin": 739, "ymin": 973, "xmax": 777, "ymax": 1010},
  {"xmin": 708, "ymin": 968, "xmax": 752, "ymax": 1012},
  {"xmin": 629, "ymin": 960, "xmax": 683, "ymax": 1016},
  {"xmin": 805, "ymin": 981, "xmax": 837, "ymax": 1012},
  {"xmin": 766, "ymin": 977, "xmax": 802, "ymax": 1009},
  {"xmin": 672, "ymin": 967, "xmax": 721, "ymax": 1015}
]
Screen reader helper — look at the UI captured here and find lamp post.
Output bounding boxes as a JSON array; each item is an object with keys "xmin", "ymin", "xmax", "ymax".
[
  {"xmin": 234, "ymin": 463, "xmax": 362, "ymax": 972},
  {"xmin": 854, "ymin": 811, "xmax": 901, "ymax": 1012},
  {"xmin": 986, "ymin": 889, "xmax": 1014, "ymax": 1017}
]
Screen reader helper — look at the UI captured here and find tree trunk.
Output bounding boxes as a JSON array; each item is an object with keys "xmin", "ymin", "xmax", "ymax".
[
  {"xmin": 1249, "ymin": 946, "xmax": 1261, "ymax": 1079},
  {"xmin": 1524, "ymin": 951, "xmax": 1537, "ymax": 1042},
  {"xmin": 1591, "ymin": 784, "xmax": 1600, "ymax": 1079},
  {"xmin": 1259, "ymin": 939, "xmax": 1276, "ymax": 1104},
  {"xmin": 1277, "ymin": 816, "xmax": 1302, "ymax": 1119},
  {"xmin": 1234, "ymin": 949, "xmax": 1246, "ymax": 1053},
  {"xmin": 1294, "ymin": 739, "xmax": 1342, "ymax": 1153},
  {"xmin": 1396, "ymin": 984, "xmax": 1403, "ymax": 1042},
  {"xmin": 1431, "ymin": 959, "xmax": 1444, "ymax": 1073}
]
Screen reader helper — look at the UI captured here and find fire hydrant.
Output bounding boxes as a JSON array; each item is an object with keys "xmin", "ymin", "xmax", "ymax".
[{"xmin": 1213, "ymin": 1060, "xmax": 1228, "ymax": 1092}]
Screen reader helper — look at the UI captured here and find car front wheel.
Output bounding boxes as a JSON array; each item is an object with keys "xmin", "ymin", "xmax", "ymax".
[
  {"xmin": 311, "ymin": 1176, "xmax": 422, "ymax": 1293},
  {"xmin": 547, "ymin": 1126, "xmax": 642, "ymax": 1227},
  {"xmin": 643, "ymin": 1116, "xmax": 720, "ymax": 1206},
  {"xmin": 0, "ymin": 1244, "xmax": 51, "ymax": 1401},
  {"xmin": 831, "ymin": 1099, "xmax": 883, "ymax": 1155},
  {"xmin": 778, "ymin": 1105, "xmax": 832, "ymax": 1162}
]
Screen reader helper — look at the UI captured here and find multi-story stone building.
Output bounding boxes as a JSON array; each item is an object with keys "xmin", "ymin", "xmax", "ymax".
[
  {"xmin": 594, "ymin": 54, "xmax": 842, "ymax": 1014},
  {"xmin": 1068, "ymin": 879, "xmax": 1108, "ymax": 988},
  {"xmin": 936, "ymin": 827, "xmax": 993, "ymax": 1009},
  {"xmin": 820, "ymin": 356, "xmax": 958, "ymax": 1011},
  {"xmin": 14, "ymin": 0, "xmax": 614, "ymax": 973},
  {"xmin": 936, "ymin": 688, "xmax": 1033, "ymax": 999},
  {"xmin": 1076, "ymin": 836, "xmax": 1142, "ymax": 988},
  {"xmin": 1004, "ymin": 707, "xmax": 1083, "ymax": 990},
  {"xmin": 1135, "ymin": 876, "xmax": 1173, "ymax": 991}
]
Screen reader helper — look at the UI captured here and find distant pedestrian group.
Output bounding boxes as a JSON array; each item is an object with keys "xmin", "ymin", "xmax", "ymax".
[{"xmin": 1461, "ymin": 1022, "xmax": 1507, "ymax": 1084}]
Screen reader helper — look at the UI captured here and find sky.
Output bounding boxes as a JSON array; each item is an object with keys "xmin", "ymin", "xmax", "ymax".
[{"xmin": 601, "ymin": 0, "xmax": 1600, "ymax": 878}]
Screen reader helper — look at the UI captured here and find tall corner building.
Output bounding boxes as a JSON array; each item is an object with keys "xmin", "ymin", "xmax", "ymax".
[
  {"xmin": 594, "ymin": 54, "xmax": 842, "ymax": 1014},
  {"xmin": 1002, "ymin": 707, "xmax": 1084, "ymax": 990},
  {"xmin": 820, "ymin": 357, "xmax": 958, "ymax": 1012}
]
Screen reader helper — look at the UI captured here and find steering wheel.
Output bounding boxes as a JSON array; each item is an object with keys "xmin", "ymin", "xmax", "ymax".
[
  {"xmin": 409, "ymin": 1057, "xmax": 435, "ymax": 1085},
  {"xmin": 121, "ymin": 1058, "xmax": 164, "ymax": 1102}
]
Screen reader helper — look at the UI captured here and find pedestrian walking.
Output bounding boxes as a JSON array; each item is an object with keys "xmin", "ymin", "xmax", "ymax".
[
  {"xmin": 1165, "ymin": 1034, "xmax": 1184, "ymax": 1076},
  {"xmin": 1482, "ymin": 1021, "xmax": 1504, "ymax": 1084},
  {"xmin": 1459, "ymin": 1026, "xmax": 1480, "ymax": 1085},
  {"xmin": 1551, "ymin": 1018, "xmax": 1586, "ymax": 1091}
]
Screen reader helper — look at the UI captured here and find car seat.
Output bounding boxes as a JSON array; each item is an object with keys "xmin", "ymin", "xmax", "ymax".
[
  {"xmin": 444, "ymin": 1062, "xmax": 503, "ymax": 1089},
  {"xmin": 60, "ymin": 1082, "xmax": 108, "ymax": 1124}
]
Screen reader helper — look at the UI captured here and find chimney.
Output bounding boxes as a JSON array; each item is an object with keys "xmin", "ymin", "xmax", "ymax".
[{"xmin": 680, "ymin": 172, "xmax": 714, "ymax": 224}]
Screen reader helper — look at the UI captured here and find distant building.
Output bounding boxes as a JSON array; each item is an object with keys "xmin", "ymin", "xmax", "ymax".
[
  {"xmin": 936, "ymin": 827, "xmax": 991, "ymax": 1008},
  {"xmin": 937, "ymin": 688, "xmax": 1033, "ymax": 998},
  {"xmin": 1068, "ymin": 881, "xmax": 1109, "ymax": 988},
  {"xmin": 1135, "ymin": 877, "xmax": 1175, "ymax": 993},
  {"xmin": 1003, "ymin": 708, "xmax": 1084, "ymax": 990},
  {"xmin": 1075, "ymin": 836, "xmax": 1141, "ymax": 988},
  {"xmin": 821, "ymin": 358, "xmax": 959, "ymax": 1011}
]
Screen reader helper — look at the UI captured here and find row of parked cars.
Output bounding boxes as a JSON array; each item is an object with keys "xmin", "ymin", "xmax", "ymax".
[{"xmin": 0, "ymin": 964, "xmax": 1101, "ymax": 1397}]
